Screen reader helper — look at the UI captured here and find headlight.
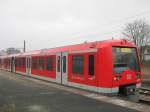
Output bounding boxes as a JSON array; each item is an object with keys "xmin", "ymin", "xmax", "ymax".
[
  {"xmin": 136, "ymin": 73, "xmax": 141, "ymax": 79},
  {"xmin": 114, "ymin": 76, "xmax": 121, "ymax": 81}
]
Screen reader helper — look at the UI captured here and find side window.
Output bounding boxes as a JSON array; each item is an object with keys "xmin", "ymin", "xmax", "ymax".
[
  {"xmin": 88, "ymin": 55, "xmax": 94, "ymax": 76},
  {"xmin": 18, "ymin": 58, "xmax": 20, "ymax": 67},
  {"xmin": 57, "ymin": 56, "xmax": 60, "ymax": 72},
  {"xmin": 24, "ymin": 58, "xmax": 26, "ymax": 67},
  {"xmin": 15, "ymin": 59, "xmax": 17, "ymax": 67},
  {"xmin": 19, "ymin": 59, "xmax": 21, "ymax": 67},
  {"xmin": 46, "ymin": 56, "xmax": 53, "ymax": 71},
  {"xmin": 63, "ymin": 56, "xmax": 66, "ymax": 73},
  {"xmin": 22, "ymin": 58, "xmax": 25, "ymax": 68},
  {"xmin": 19, "ymin": 58, "xmax": 21, "ymax": 67},
  {"xmin": 16, "ymin": 59, "xmax": 18, "ymax": 67},
  {"xmin": 33, "ymin": 58, "xmax": 37, "ymax": 69},
  {"xmin": 20, "ymin": 58, "xmax": 22, "ymax": 67},
  {"xmin": 72, "ymin": 55, "xmax": 84, "ymax": 75},
  {"xmin": 39, "ymin": 57, "xmax": 44, "ymax": 70}
]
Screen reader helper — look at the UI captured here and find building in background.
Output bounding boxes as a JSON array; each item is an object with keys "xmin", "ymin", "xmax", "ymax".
[{"xmin": 0, "ymin": 50, "xmax": 7, "ymax": 56}]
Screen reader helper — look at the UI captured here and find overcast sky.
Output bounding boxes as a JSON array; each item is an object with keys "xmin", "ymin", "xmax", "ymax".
[{"xmin": 0, "ymin": 0, "xmax": 150, "ymax": 51}]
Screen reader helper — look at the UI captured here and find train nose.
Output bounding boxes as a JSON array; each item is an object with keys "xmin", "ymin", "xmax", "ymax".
[{"xmin": 113, "ymin": 70, "xmax": 142, "ymax": 87}]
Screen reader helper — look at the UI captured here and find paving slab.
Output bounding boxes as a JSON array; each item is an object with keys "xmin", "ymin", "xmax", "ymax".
[{"xmin": 0, "ymin": 70, "xmax": 140, "ymax": 112}]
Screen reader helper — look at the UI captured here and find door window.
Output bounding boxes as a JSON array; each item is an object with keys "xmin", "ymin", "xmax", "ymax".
[
  {"xmin": 63, "ymin": 56, "xmax": 66, "ymax": 73},
  {"xmin": 57, "ymin": 56, "xmax": 60, "ymax": 72},
  {"xmin": 88, "ymin": 55, "xmax": 94, "ymax": 76}
]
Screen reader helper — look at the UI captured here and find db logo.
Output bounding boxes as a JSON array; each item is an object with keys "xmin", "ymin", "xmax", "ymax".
[{"xmin": 127, "ymin": 74, "xmax": 131, "ymax": 80}]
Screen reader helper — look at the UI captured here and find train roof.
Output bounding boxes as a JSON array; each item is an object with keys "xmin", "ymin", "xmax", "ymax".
[{"xmin": 0, "ymin": 39, "xmax": 136, "ymax": 58}]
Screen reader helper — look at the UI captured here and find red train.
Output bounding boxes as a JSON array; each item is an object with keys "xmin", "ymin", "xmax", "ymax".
[{"xmin": 0, "ymin": 39, "xmax": 142, "ymax": 95}]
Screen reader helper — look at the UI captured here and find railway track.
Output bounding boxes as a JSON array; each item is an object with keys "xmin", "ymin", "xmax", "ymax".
[
  {"xmin": 142, "ymin": 80, "xmax": 150, "ymax": 88},
  {"xmin": 139, "ymin": 87, "xmax": 150, "ymax": 95},
  {"xmin": 138, "ymin": 87, "xmax": 150, "ymax": 104}
]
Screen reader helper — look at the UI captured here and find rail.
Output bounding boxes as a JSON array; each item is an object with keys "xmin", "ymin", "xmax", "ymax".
[
  {"xmin": 139, "ymin": 87, "xmax": 150, "ymax": 95},
  {"xmin": 142, "ymin": 80, "xmax": 150, "ymax": 87},
  {"xmin": 138, "ymin": 87, "xmax": 150, "ymax": 104}
]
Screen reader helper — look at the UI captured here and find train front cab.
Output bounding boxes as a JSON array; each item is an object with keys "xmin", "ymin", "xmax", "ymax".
[{"xmin": 112, "ymin": 46, "xmax": 142, "ymax": 95}]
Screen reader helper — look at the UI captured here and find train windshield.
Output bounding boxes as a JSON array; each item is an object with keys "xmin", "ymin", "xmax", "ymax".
[{"xmin": 113, "ymin": 47, "xmax": 140, "ymax": 74}]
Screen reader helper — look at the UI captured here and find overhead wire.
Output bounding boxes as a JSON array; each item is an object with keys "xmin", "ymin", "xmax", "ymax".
[{"xmin": 70, "ymin": 10, "xmax": 150, "ymax": 40}]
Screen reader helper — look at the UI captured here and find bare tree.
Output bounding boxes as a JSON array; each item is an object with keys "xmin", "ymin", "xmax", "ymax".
[{"xmin": 123, "ymin": 20, "xmax": 150, "ymax": 63}]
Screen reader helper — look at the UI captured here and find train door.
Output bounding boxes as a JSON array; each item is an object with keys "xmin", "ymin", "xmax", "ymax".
[
  {"xmin": 11, "ymin": 57, "xmax": 15, "ymax": 72},
  {"xmin": 26, "ymin": 56, "xmax": 31, "ymax": 75},
  {"xmin": 56, "ymin": 53, "xmax": 61, "ymax": 83},
  {"xmin": 11, "ymin": 57, "xmax": 13, "ymax": 72},
  {"xmin": 87, "ymin": 53, "xmax": 98, "ymax": 87},
  {"xmin": 61, "ymin": 52, "xmax": 68, "ymax": 85}
]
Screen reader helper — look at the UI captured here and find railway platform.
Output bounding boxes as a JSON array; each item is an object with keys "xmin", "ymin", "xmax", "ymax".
[{"xmin": 0, "ymin": 70, "xmax": 148, "ymax": 112}]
